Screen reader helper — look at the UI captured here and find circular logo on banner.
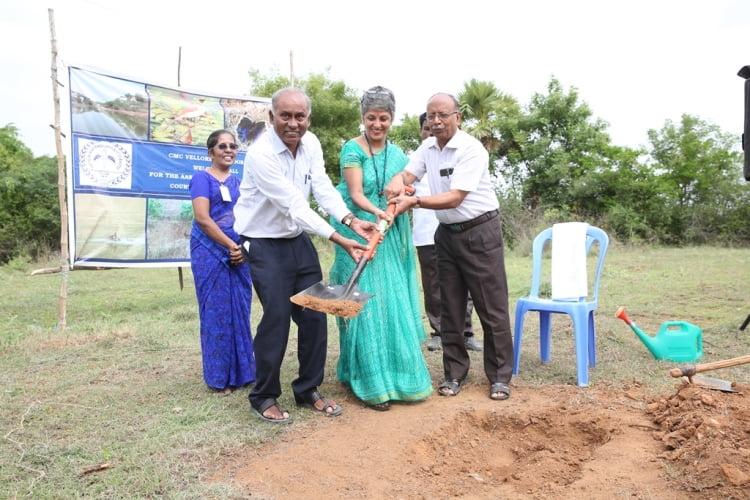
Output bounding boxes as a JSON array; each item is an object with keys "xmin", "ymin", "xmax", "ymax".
[{"xmin": 78, "ymin": 139, "xmax": 133, "ymax": 189}]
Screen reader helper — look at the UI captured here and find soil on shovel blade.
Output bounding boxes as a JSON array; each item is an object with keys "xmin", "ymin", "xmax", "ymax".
[
  {"xmin": 289, "ymin": 295, "xmax": 362, "ymax": 318},
  {"xmin": 213, "ymin": 380, "xmax": 750, "ymax": 499}
]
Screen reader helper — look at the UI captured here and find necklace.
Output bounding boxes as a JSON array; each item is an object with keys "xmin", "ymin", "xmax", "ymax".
[{"xmin": 363, "ymin": 134, "xmax": 388, "ymax": 198}]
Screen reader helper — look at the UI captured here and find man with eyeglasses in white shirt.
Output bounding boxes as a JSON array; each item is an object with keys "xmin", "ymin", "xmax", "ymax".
[
  {"xmin": 234, "ymin": 87, "xmax": 378, "ymax": 424},
  {"xmin": 386, "ymin": 93, "xmax": 513, "ymax": 402},
  {"xmin": 412, "ymin": 113, "xmax": 480, "ymax": 353}
]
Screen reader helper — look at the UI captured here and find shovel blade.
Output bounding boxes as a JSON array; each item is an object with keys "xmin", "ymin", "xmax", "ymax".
[
  {"xmin": 682, "ymin": 375, "xmax": 736, "ymax": 392},
  {"xmin": 290, "ymin": 280, "xmax": 372, "ymax": 318}
]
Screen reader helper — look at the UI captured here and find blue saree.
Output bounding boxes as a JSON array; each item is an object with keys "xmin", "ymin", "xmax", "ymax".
[{"xmin": 189, "ymin": 170, "xmax": 255, "ymax": 390}]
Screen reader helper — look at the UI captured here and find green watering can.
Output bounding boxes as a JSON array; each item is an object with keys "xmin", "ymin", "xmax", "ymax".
[{"xmin": 615, "ymin": 306, "xmax": 703, "ymax": 362}]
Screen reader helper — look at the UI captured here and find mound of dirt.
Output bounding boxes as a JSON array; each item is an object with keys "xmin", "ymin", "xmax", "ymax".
[
  {"xmin": 215, "ymin": 381, "xmax": 749, "ymax": 499},
  {"xmin": 646, "ymin": 383, "xmax": 750, "ymax": 498}
]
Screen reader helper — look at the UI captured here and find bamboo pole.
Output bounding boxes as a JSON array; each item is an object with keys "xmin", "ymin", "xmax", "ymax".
[
  {"xmin": 48, "ymin": 8, "xmax": 70, "ymax": 331},
  {"xmin": 177, "ymin": 46, "xmax": 184, "ymax": 290},
  {"xmin": 290, "ymin": 49, "xmax": 295, "ymax": 87}
]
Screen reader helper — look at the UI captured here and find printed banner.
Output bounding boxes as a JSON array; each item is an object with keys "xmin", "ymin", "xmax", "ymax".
[{"xmin": 67, "ymin": 65, "xmax": 270, "ymax": 267}]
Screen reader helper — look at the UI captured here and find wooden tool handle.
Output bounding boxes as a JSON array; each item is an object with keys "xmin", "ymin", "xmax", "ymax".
[
  {"xmin": 669, "ymin": 354, "xmax": 750, "ymax": 377},
  {"xmin": 361, "ymin": 185, "xmax": 416, "ymax": 260}
]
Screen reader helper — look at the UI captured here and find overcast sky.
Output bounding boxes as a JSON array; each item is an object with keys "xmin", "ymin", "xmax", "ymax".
[{"xmin": 2, "ymin": 0, "xmax": 749, "ymax": 157}]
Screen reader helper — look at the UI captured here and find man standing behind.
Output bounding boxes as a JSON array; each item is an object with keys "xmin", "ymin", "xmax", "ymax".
[
  {"xmin": 235, "ymin": 88, "xmax": 377, "ymax": 423},
  {"xmin": 412, "ymin": 112, "xmax": 480, "ymax": 353},
  {"xmin": 387, "ymin": 93, "xmax": 513, "ymax": 401}
]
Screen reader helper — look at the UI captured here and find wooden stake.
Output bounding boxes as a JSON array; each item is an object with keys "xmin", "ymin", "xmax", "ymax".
[{"xmin": 48, "ymin": 8, "xmax": 69, "ymax": 331}]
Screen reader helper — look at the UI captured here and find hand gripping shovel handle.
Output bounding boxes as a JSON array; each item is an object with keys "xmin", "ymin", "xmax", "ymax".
[
  {"xmin": 361, "ymin": 184, "xmax": 415, "ymax": 261},
  {"xmin": 339, "ymin": 204, "xmax": 395, "ymax": 295},
  {"xmin": 362, "ymin": 204, "xmax": 397, "ymax": 260},
  {"xmin": 343, "ymin": 185, "xmax": 414, "ymax": 293}
]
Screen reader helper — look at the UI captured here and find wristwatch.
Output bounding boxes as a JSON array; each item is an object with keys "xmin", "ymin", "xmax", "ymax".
[
  {"xmin": 415, "ymin": 196, "xmax": 422, "ymax": 207},
  {"xmin": 342, "ymin": 213, "xmax": 355, "ymax": 227}
]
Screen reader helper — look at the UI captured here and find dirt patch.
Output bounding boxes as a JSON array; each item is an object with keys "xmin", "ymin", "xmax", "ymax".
[
  {"xmin": 647, "ymin": 383, "xmax": 750, "ymax": 498},
  {"xmin": 212, "ymin": 381, "xmax": 750, "ymax": 498}
]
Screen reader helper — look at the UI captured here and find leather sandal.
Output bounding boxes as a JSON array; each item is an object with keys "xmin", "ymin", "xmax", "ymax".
[
  {"xmin": 438, "ymin": 378, "xmax": 465, "ymax": 397},
  {"xmin": 368, "ymin": 402, "xmax": 391, "ymax": 412},
  {"xmin": 489, "ymin": 382, "xmax": 511, "ymax": 401},
  {"xmin": 295, "ymin": 390, "xmax": 343, "ymax": 417},
  {"xmin": 251, "ymin": 399, "xmax": 292, "ymax": 424}
]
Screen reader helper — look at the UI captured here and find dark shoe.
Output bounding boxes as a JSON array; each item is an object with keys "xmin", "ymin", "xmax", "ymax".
[
  {"xmin": 438, "ymin": 378, "xmax": 465, "ymax": 397},
  {"xmin": 251, "ymin": 399, "xmax": 292, "ymax": 424},
  {"xmin": 295, "ymin": 390, "xmax": 343, "ymax": 417},
  {"xmin": 368, "ymin": 402, "xmax": 391, "ymax": 412},
  {"xmin": 489, "ymin": 382, "xmax": 511, "ymax": 401},
  {"xmin": 427, "ymin": 336, "xmax": 442, "ymax": 351},
  {"xmin": 465, "ymin": 336, "xmax": 483, "ymax": 352}
]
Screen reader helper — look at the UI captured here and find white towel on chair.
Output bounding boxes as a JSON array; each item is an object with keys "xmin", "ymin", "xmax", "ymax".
[{"xmin": 551, "ymin": 222, "xmax": 588, "ymax": 300}]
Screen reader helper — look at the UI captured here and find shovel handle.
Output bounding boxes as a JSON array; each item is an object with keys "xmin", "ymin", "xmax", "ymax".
[
  {"xmin": 363, "ymin": 204, "xmax": 397, "ymax": 260},
  {"xmin": 669, "ymin": 354, "xmax": 750, "ymax": 378},
  {"xmin": 361, "ymin": 185, "xmax": 415, "ymax": 260}
]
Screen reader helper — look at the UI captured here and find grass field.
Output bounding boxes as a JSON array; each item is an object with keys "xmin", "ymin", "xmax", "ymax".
[{"xmin": 1, "ymin": 243, "xmax": 749, "ymax": 498}]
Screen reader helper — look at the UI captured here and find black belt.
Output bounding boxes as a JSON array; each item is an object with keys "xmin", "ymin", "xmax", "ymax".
[{"xmin": 441, "ymin": 210, "xmax": 499, "ymax": 233}]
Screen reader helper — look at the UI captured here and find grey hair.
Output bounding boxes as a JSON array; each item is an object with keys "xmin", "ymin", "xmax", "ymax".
[
  {"xmin": 360, "ymin": 86, "xmax": 396, "ymax": 116},
  {"xmin": 271, "ymin": 87, "xmax": 311, "ymax": 114}
]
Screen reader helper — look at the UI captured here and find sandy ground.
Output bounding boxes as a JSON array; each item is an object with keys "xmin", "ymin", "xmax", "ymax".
[{"xmin": 212, "ymin": 379, "xmax": 750, "ymax": 499}]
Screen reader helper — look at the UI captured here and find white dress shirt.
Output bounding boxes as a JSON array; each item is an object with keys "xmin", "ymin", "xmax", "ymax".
[
  {"xmin": 406, "ymin": 129, "xmax": 499, "ymax": 224},
  {"xmin": 234, "ymin": 128, "xmax": 350, "ymax": 239},
  {"xmin": 411, "ymin": 175, "xmax": 439, "ymax": 247}
]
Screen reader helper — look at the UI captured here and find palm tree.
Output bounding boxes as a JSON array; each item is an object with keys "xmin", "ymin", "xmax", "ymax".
[
  {"xmin": 457, "ymin": 79, "xmax": 521, "ymax": 175},
  {"xmin": 457, "ymin": 79, "xmax": 503, "ymax": 151}
]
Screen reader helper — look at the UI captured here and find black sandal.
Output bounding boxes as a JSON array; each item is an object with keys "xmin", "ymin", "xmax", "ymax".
[
  {"xmin": 368, "ymin": 402, "xmax": 391, "ymax": 412},
  {"xmin": 251, "ymin": 399, "xmax": 292, "ymax": 424},
  {"xmin": 295, "ymin": 390, "xmax": 343, "ymax": 417},
  {"xmin": 438, "ymin": 379, "xmax": 465, "ymax": 397},
  {"xmin": 489, "ymin": 382, "xmax": 511, "ymax": 401}
]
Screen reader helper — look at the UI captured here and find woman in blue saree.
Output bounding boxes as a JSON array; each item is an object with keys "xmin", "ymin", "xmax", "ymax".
[{"xmin": 190, "ymin": 130, "xmax": 255, "ymax": 394}]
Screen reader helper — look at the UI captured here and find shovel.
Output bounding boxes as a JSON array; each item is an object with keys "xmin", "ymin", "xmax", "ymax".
[
  {"xmin": 290, "ymin": 189, "xmax": 411, "ymax": 318},
  {"xmin": 669, "ymin": 354, "xmax": 750, "ymax": 392}
]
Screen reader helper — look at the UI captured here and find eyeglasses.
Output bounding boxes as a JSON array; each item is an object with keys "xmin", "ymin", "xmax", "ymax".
[
  {"xmin": 214, "ymin": 143, "xmax": 238, "ymax": 151},
  {"xmin": 425, "ymin": 111, "xmax": 458, "ymax": 122}
]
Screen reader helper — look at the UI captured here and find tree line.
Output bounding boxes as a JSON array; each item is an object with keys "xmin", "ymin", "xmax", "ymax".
[{"xmin": 1, "ymin": 72, "xmax": 748, "ymax": 264}]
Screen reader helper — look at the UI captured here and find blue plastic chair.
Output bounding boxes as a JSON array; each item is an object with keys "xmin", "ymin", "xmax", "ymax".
[{"xmin": 513, "ymin": 225, "xmax": 609, "ymax": 386}]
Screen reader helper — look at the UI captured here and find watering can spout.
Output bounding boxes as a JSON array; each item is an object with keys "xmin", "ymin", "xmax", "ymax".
[
  {"xmin": 615, "ymin": 306, "xmax": 662, "ymax": 358},
  {"xmin": 615, "ymin": 306, "xmax": 703, "ymax": 362}
]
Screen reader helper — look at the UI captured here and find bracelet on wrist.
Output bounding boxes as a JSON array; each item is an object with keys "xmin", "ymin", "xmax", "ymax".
[
  {"xmin": 342, "ymin": 213, "xmax": 355, "ymax": 227},
  {"xmin": 415, "ymin": 196, "xmax": 422, "ymax": 207}
]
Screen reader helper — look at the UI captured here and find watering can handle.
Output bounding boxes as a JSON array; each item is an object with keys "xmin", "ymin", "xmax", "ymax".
[{"xmin": 361, "ymin": 185, "xmax": 415, "ymax": 260}]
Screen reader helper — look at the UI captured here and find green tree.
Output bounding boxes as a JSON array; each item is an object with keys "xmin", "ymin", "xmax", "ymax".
[
  {"xmin": 389, "ymin": 113, "xmax": 421, "ymax": 154},
  {"xmin": 647, "ymin": 114, "xmax": 747, "ymax": 243},
  {"xmin": 0, "ymin": 124, "xmax": 60, "ymax": 263},
  {"xmin": 456, "ymin": 80, "xmax": 522, "ymax": 178},
  {"xmin": 497, "ymin": 77, "xmax": 615, "ymax": 210},
  {"xmin": 248, "ymin": 70, "xmax": 360, "ymax": 182}
]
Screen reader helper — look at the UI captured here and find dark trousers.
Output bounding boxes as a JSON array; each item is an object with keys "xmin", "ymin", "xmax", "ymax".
[
  {"xmin": 434, "ymin": 217, "xmax": 514, "ymax": 384},
  {"xmin": 416, "ymin": 244, "xmax": 474, "ymax": 337},
  {"xmin": 242, "ymin": 233, "xmax": 327, "ymax": 409}
]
